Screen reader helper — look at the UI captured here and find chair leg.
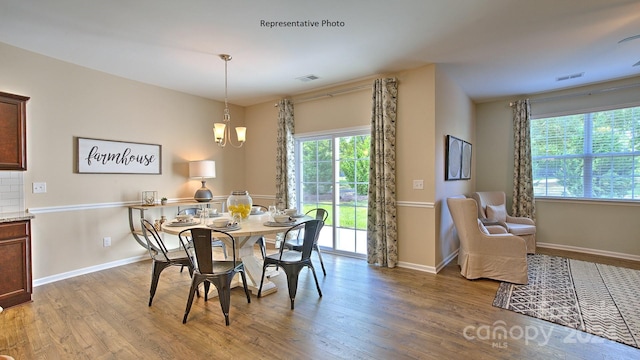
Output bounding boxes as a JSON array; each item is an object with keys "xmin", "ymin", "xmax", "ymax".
[
  {"xmin": 239, "ymin": 269, "xmax": 251, "ymax": 303},
  {"xmin": 258, "ymin": 237, "xmax": 267, "ymax": 260},
  {"xmin": 283, "ymin": 264, "xmax": 302, "ymax": 310},
  {"xmin": 209, "ymin": 275, "xmax": 234, "ymax": 326},
  {"xmin": 186, "ymin": 263, "xmax": 195, "ymax": 277},
  {"xmin": 314, "ymin": 244, "xmax": 327, "ymax": 276},
  {"xmin": 309, "ymin": 263, "xmax": 323, "ymax": 298},
  {"xmin": 183, "ymin": 278, "xmax": 200, "ymax": 324},
  {"xmin": 203, "ymin": 281, "xmax": 210, "ymax": 302},
  {"xmin": 149, "ymin": 261, "xmax": 169, "ymax": 306},
  {"xmin": 257, "ymin": 264, "xmax": 268, "ymax": 298},
  {"xmin": 180, "ymin": 263, "xmax": 196, "ymax": 274},
  {"xmin": 221, "ymin": 243, "xmax": 228, "ymax": 259}
]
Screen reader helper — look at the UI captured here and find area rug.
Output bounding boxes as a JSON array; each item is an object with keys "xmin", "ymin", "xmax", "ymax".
[{"xmin": 493, "ymin": 254, "xmax": 640, "ymax": 349}]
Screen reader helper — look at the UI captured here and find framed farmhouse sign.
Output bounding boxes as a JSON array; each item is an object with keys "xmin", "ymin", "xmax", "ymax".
[{"xmin": 76, "ymin": 137, "xmax": 162, "ymax": 174}]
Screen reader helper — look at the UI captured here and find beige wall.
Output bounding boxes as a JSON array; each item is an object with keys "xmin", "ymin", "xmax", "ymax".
[
  {"xmin": 475, "ymin": 101, "xmax": 515, "ymax": 194},
  {"xmin": 475, "ymin": 76, "xmax": 640, "ymax": 258},
  {"xmin": 293, "ymin": 83, "xmax": 373, "ymax": 134},
  {"xmin": 243, "ymin": 101, "xmax": 278, "ymax": 201},
  {"xmin": 244, "ymin": 65, "xmax": 475, "ymax": 271},
  {"xmin": 3, "ymin": 48, "xmax": 472, "ymax": 280},
  {"xmin": 1, "ymin": 42, "xmax": 247, "ymax": 280},
  {"xmin": 434, "ymin": 67, "xmax": 475, "ymax": 267},
  {"xmin": 394, "ymin": 65, "xmax": 437, "ymax": 268}
]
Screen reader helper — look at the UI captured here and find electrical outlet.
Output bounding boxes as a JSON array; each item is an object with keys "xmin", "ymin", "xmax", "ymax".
[
  {"xmin": 33, "ymin": 182, "xmax": 47, "ymax": 193},
  {"xmin": 413, "ymin": 179, "xmax": 424, "ymax": 190},
  {"xmin": 103, "ymin": 237, "xmax": 112, "ymax": 247}
]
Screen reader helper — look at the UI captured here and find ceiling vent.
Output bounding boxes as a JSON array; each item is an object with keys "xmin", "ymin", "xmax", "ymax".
[
  {"xmin": 556, "ymin": 72, "xmax": 584, "ymax": 81},
  {"xmin": 296, "ymin": 74, "xmax": 320, "ymax": 82}
]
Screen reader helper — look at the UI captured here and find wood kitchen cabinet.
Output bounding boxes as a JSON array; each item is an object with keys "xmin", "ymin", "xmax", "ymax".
[
  {"xmin": 0, "ymin": 91, "xmax": 30, "ymax": 171},
  {"xmin": 0, "ymin": 220, "xmax": 32, "ymax": 308}
]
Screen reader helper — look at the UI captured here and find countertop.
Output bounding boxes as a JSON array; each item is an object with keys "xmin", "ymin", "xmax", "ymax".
[{"xmin": 0, "ymin": 211, "xmax": 35, "ymax": 223}]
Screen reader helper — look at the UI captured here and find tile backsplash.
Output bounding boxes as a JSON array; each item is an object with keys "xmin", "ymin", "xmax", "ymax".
[{"xmin": 0, "ymin": 171, "xmax": 25, "ymax": 213}]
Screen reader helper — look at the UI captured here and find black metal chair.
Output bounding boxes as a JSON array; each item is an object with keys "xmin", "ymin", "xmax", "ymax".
[
  {"xmin": 140, "ymin": 219, "xmax": 193, "ymax": 306},
  {"xmin": 284, "ymin": 208, "xmax": 328, "ymax": 276},
  {"xmin": 258, "ymin": 219, "xmax": 324, "ymax": 310},
  {"xmin": 178, "ymin": 207, "xmax": 227, "ymax": 258},
  {"xmin": 179, "ymin": 227, "xmax": 251, "ymax": 326}
]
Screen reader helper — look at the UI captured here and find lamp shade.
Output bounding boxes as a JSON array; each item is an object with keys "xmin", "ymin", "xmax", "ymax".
[
  {"xmin": 189, "ymin": 160, "xmax": 216, "ymax": 178},
  {"xmin": 213, "ymin": 123, "xmax": 226, "ymax": 143},
  {"xmin": 235, "ymin": 127, "xmax": 247, "ymax": 143}
]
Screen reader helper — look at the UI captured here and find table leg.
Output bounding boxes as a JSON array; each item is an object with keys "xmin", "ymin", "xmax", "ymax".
[{"xmin": 237, "ymin": 242, "xmax": 278, "ymax": 296}]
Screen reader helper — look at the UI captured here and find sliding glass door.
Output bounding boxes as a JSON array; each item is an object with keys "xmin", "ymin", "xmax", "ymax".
[{"xmin": 295, "ymin": 129, "xmax": 369, "ymax": 257}]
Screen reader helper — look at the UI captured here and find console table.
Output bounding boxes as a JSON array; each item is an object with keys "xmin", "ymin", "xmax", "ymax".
[{"xmin": 127, "ymin": 201, "xmax": 223, "ymax": 249}]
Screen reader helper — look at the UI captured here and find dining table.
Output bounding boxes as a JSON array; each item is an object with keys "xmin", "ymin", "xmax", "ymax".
[{"xmin": 162, "ymin": 211, "xmax": 309, "ymax": 296}]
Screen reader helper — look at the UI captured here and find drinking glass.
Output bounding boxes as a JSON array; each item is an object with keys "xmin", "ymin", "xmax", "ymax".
[
  {"xmin": 200, "ymin": 208, "xmax": 209, "ymax": 224},
  {"xmin": 268, "ymin": 205, "xmax": 277, "ymax": 221}
]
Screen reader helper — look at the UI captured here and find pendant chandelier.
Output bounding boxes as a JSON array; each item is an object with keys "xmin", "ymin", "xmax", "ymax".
[{"xmin": 213, "ymin": 54, "xmax": 246, "ymax": 148}]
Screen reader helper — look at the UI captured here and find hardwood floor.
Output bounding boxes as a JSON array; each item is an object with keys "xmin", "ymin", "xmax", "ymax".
[{"xmin": 1, "ymin": 246, "xmax": 639, "ymax": 359}]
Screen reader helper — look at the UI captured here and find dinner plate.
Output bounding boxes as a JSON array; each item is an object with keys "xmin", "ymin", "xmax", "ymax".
[
  {"xmin": 165, "ymin": 221, "xmax": 200, "ymax": 227},
  {"xmin": 250, "ymin": 211, "xmax": 265, "ymax": 215},
  {"xmin": 263, "ymin": 221, "xmax": 298, "ymax": 227},
  {"xmin": 290, "ymin": 214, "xmax": 305, "ymax": 218},
  {"xmin": 208, "ymin": 224, "xmax": 241, "ymax": 231}
]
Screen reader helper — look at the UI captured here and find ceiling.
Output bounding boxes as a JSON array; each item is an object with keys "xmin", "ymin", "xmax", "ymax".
[{"xmin": 1, "ymin": 0, "xmax": 640, "ymax": 106}]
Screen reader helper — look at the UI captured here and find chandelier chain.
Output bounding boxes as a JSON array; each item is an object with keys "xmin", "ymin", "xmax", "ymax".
[{"xmin": 214, "ymin": 54, "xmax": 244, "ymax": 148}]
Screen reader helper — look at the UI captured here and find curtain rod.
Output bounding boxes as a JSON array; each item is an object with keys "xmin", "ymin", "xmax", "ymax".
[
  {"xmin": 275, "ymin": 84, "xmax": 372, "ymax": 106},
  {"xmin": 510, "ymin": 82, "xmax": 640, "ymax": 106}
]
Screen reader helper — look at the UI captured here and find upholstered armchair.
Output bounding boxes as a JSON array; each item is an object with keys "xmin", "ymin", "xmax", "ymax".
[
  {"xmin": 447, "ymin": 197, "xmax": 528, "ymax": 284},
  {"xmin": 471, "ymin": 191, "xmax": 536, "ymax": 253}
]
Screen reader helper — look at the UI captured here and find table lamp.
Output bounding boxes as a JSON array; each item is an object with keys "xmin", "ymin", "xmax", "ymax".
[{"xmin": 189, "ymin": 160, "xmax": 216, "ymax": 202}]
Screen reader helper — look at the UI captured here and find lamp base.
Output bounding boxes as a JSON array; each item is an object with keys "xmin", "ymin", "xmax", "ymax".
[{"xmin": 194, "ymin": 180, "xmax": 213, "ymax": 202}]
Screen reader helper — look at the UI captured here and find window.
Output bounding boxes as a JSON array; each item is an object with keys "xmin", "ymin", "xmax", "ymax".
[{"xmin": 531, "ymin": 105, "xmax": 640, "ymax": 200}]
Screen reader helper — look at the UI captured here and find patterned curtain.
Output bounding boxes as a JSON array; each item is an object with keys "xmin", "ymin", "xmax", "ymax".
[
  {"xmin": 275, "ymin": 99, "xmax": 296, "ymax": 210},
  {"xmin": 367, "ymin": 78, "xmax": 398, "ymax": 268},
  {"xmin": 512, "ymin": 99, "xmax": 535, "ymax": 220}
]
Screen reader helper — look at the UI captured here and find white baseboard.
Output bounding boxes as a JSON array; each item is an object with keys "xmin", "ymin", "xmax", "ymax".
[
  {"xmin": 33, "ymin": 255, "xmax": 148, "ymax": 287},
  {"xmin": 397, "ymin": 261, "xmax": 437, "ymax": 274},
  {"xmin": 398, "ymin": 248, "xmax": 458, "ymax": 274},
  {"xmin": 437, "ymin": 249, "xmax": 459, "ymax": 272},
  {"xmin": 537, "ymin": 242, "xmax": 640, "ymax": 262},
  {"xmin": 396, "ymin": 242, "xmax": 640, "ymax": 276}
]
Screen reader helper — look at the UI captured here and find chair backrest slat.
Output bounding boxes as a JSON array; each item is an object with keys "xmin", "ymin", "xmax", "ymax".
[
  {"xmin": 183, "ymin": 227, "xmax": 237, "ymax": 274},
  {"xmin": 306, "ymin": 208, "xmax": 328, "ymax": 222},
  {"xmin": 190, "ymin": 228, "xmax": 214, "ymax": 273},
  {"xmin": 301, "ymin": 220, "xmax": 322, "ymax": 258},
  {"xmin": 280, "ymin": 220, "xmax": 323, "ymax": 260}
]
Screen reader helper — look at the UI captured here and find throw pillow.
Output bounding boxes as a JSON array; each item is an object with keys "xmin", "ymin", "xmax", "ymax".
[{"xmin": 486, "ymin": 204, "xmax": 507, "ymax": 222}]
